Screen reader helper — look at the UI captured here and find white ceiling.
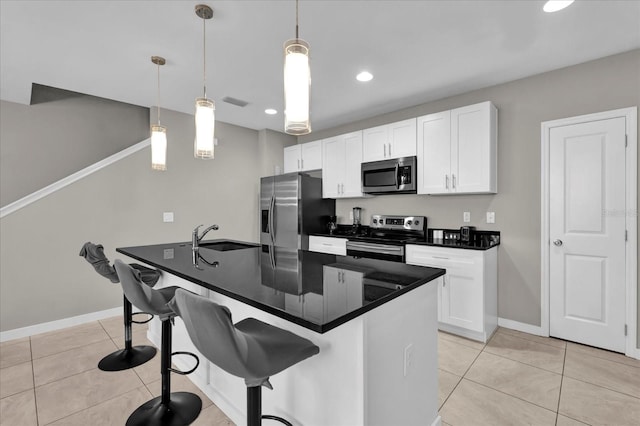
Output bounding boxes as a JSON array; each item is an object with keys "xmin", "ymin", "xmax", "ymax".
[{"xmin": 1, "ymin": 1, "xmax": 639, "ymax": 133}]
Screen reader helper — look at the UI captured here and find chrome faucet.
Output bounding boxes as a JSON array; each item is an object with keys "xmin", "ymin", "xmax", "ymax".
[{"xmin": 192, "ymin": 224, "xmax": 219, "ymax": 251}]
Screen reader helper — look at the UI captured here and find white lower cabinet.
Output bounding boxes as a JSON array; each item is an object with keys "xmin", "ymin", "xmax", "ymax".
[
  {"xmin": 406, "ymin": 245, "xmax": 497, "ymax": 342},
  {"xmin": 308, "ymin": 235, "xmax": 347, "ymax": 255}
]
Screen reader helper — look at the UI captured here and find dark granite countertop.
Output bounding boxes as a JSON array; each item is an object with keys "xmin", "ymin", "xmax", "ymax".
[{"xmin": 116, "ymin": 240, "xmax": 444, "ymax": 334}]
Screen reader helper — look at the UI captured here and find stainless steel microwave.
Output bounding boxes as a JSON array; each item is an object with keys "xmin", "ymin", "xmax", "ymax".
[{"xmin": 361, "ymin": 156, "xmax": 417, "ymax": 194}]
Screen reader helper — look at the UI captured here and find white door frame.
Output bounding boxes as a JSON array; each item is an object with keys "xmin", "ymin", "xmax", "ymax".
[{"xmin": 541, "ymin": 106, "xmax": 638, "ymax": 359}]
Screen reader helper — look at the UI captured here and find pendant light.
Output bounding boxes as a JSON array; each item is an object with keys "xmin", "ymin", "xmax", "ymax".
[
  {"xmin": 151, "ymin": 56, "xmax": 167, "ymax": 171},
  {"xmin": 194, "ymin": 4, "xmax": 215, "ymax": 159},
  {"xmin": 283, "ymin": 0, "xmax": 311, "ymax": 135}
]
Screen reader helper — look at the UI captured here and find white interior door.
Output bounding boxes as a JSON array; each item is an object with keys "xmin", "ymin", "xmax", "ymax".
[{"xmin": 549, "ymin": 117, "xmax": 627, "ymax": 353}]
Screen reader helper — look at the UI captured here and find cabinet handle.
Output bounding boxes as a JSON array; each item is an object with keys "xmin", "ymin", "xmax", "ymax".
[
  {"xmin": 297, "ymin": 159, "xmax": 300, "ymax": 170},
  {"xmin": 341, "ymin": 183, "xmax": 344, "ymax": 194},
  {"xmin": 301, "ymin": 159, "xmax": 304, "ymax": 169},
  {"xmin": 388, "ymin": 143, "xmax": 392, "ymax": 157},
  {"xmin": 384, "ymin": 144, "xmax": 387, "ymax": 158},
  {"xmin": 433, "ymin": 256, "xmax": 450, "ymax": 260},
  {"xmin": 452, "ymin": 174, "xmax": 456, "ymax": 189},
  {"xmin": 445, "ymin": 175, "xmax": 449, "ymax": 189},
  {"xmin": 337, "ymin": 183, "xmax": 340, "ymax": 195}
]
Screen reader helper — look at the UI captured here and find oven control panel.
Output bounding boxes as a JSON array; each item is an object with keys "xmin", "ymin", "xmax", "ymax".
[{"xmin": 370, "ymin": 215, "xmax": 426, "ymax": 231}]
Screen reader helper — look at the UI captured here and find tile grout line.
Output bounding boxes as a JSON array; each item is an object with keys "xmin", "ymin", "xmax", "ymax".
[
  {"xmin": 29, "ymin": 336, "xmax": 41, "ymax": 426},
  {"xmin": 481, "ymin": 347, "xmax": 564, "ymax": 375},
  {"xmin": 554, "ymin": 343, "xmax": 567, "ymax": 425},
  {"xmin": 498, "ymin": 328, "xmax": 568, "ymax": 350}
]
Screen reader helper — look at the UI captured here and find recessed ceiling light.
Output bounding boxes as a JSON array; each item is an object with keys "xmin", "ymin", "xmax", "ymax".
[
  {"xmin": 356, "ymin": 71, "xmax": 373, "ymax": 82},
  {"xmin": 543, "ymin": 0, "xmax": 574, "ymax": 13},
  {"xmin": 265, "ymin": 108, "xmax": 278, "ymax": 115}
]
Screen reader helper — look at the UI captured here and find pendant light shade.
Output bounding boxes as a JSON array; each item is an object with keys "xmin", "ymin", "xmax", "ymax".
[
  {"xmin": 151, "ymin": 124, "xmax": 167, "ymax": 171},
  {"xmin": 151, "ymin": 56, "xmax": 167, "ymax": 171},
  {"xmin": 283, "ymin": 0, "xmax": 311, "ymax": 135},
  {"xmin": 194, "ymin": 97, "xmax": 215, "ymax": 159},
  {"xmin": 284, "ymin": 39, "xmax": 311, "ymax": 135},
  {"xmin": 194, "ymin": 4, "xmax": 215, "ymax": 159}
]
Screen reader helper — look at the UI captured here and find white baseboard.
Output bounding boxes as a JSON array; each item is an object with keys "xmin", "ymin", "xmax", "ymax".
[
  {"xmin": 431, "ymin": 414, "xmax": 442, "ymax": 426},
  {"xmin": 497, "ymin": 317, "xmax": 546, "ymax": 337},
  {"xmin": 0, "ymin": 307, "xmax": 121, "ymax": 342}
]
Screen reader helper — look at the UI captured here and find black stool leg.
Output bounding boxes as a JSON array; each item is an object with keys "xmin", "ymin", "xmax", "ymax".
[
  {"xmin": 126, "ymin": 318, "xmax": 202, "ymax": 426},
  {"xmin": 248, "ymin": 386, "xmax": 292, "ymax": 426},
  {"xmin": 98, "ymin": 295, "xmax": 157, "ymax": 371},
  {"xmin": 247, "ymin": 386, "xmax": 261, "ymax": 426}
]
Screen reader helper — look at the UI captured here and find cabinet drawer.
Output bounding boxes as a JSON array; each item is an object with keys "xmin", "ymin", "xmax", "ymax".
[
  {"xmin": 309, "ymin": 236, "xmax": 347, "ymax": 255},
  {"xmin": 406, "ymin": 245, "xmax": 482, "ymax": 269}
]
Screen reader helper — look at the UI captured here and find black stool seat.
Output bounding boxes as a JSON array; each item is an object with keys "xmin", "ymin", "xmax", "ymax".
[
  {"xmin": 79, "ymin": 242, "xmax": 159, "ymax": 371},
  {"xmin": 169, "ymin": 288, "xmax": 319, "ymax": 426},
  {"xmin": 115, "ymin": 260, "xmax": 202, "ymax": 426}
]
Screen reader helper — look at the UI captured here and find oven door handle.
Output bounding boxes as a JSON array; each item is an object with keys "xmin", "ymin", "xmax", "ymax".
[
  {"xmin": 347, "ymin": 241, "xmax": 404, "ymax": 256},
  {"xmin": 395, "ymin": 163, "xmax": 400, "ymax": 189}
]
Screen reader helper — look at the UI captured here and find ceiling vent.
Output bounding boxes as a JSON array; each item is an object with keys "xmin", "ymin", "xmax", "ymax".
[{"xmin": 222, "ymin": 96, "xmax": 249, "ymax": 107}]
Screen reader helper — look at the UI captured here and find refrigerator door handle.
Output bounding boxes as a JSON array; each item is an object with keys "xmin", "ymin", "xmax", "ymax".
[
  {"xmin": 269, "ymin": 245, "xmax": 276, "ymax": 269},
  {"xmin": 269, "ymin": 195, "xmax": 276, "ymax": 245}
]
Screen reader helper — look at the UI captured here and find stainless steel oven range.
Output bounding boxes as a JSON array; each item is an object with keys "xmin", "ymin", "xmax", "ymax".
[{"xmin": 345, "ymin": 214, "xmax": 427, "ymax": 262}]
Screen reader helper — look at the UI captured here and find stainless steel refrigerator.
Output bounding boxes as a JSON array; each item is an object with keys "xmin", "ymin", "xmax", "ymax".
[{"xmin": 260, "ymin": 172, "xmax": 335, "ymax": 295}]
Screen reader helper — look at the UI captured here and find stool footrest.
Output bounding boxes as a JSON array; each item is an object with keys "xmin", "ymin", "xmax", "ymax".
[
  {"xmin": 169, "ymin": 351, "xmax": 200, "ymax": 375},
  {"xmin": 131, "ymin": 311, "xmax": 154, "ymax": 324},
  {"xmin": 262, "ymin": 414, "xmax": 293, "ymax": 426}
]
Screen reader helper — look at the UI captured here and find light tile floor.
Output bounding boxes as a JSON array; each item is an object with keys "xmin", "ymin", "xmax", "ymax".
[{"xmin": 1, "ymin": 318, "xmax": 639, "ymax": 425}]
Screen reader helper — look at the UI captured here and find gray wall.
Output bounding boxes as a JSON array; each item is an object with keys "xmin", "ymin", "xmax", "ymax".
[
  {"xmin": 0, "ymin": 107, "xmax": 292, "ymax": 332},
  {"xmin": 301, "ymin": 49, "xmax": 640, "ymax": 332},
  {"xmin": 0, "ymin": 97, "xmax": 149, "ymax": 207}
]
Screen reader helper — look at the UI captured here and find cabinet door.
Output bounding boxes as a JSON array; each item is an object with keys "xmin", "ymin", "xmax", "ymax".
[
  {"xmin": 322, "ymin": 136, "xmax": 344, "ymax": 198},
  {"xmin": 451, "ymin": 101, "xmax": 497, "ymax": 194},
  {"xmin": 342, "ymin": 131, "xmax": 363, "ymax": 197},
  {"xmin": 388, "ymin": 118, "xmax": 417, "ymax": 159},
  {"xmin": 343, "ymin": 269, "xmax": 364, "ymax": 310},
  {"xmin": 323, "ymin": 266, "xmax": 347, "ymax": 321},
  {"xmin": 417, "ymin": 111, "xmax": 451, "ymax": 194},
  {"xmin": 301, "ymin": 140, "xmax": 323, "ymax": 171},
  {"xmin": 440, "ymin": 264, "xmax": 483, "ymax": 332},
  {"xmin": 303, "ymin": 292, "xmax": 324, "ymax": 323},
  {"xmin": 362, "ymin": 124, "xmax": 388, "ymax": 162},
  {"xmin": 284, "ymin": 145, "xmax": 301, "ymax": 173}
]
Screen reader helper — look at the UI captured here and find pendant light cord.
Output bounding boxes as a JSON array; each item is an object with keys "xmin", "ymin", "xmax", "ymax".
[
  {"xmin": 295, "ymin": 0, "xmax": 299, "ymax": 40},
  {"xmin": 156, "ymin": 62, "xmax": 161, "ymax": 125},
  {"xmin": 202, "ymin": 15, "xmax": 207, "ymax": 98}
]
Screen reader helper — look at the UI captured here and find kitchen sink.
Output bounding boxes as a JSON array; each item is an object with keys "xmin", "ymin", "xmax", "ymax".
[{"xmin": 198, "ymin": 241, "xmax": 258, "ymax": 252}]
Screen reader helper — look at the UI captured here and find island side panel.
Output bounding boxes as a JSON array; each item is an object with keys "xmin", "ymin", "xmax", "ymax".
[
  {"xmin": 364, "ymin": 277, "xmax": 440, "ymax": 426},
  {"xmin": 207, "ymin": 291, "xmax": 367, "ymax": 426}
]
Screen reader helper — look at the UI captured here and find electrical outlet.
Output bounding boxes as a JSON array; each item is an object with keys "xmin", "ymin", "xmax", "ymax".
[
  {"xmin": 463, "ymin": 212, "xmax": 471, "ymax": 223},
  {"xmin": 486, "ymin": 211, "xmax": 495, "ymax": 224},
  {"xmin": 163, "ymin": 212, "xmax": 174, "ymax": 223},
  {"xmin": 403, "ymin": 343, "xmax": 414, "ymax": 377}
]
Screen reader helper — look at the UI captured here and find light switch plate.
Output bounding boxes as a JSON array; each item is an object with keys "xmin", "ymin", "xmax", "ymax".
[
  {"xmin": 163, "ymin": 212, "xmax": 174, "ymax": 223},
  {"xmin": 463, "ymin": 212, "xmax": 471, "ymax": 223},
  {"xmin": 486, "ymin": 211, "xmax": 495, "ymax": 224}
]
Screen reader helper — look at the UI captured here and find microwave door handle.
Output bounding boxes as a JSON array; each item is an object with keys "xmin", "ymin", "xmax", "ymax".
[{"xmin": 395, "ymin": 163, "xmax": 400, "ymax": 189}]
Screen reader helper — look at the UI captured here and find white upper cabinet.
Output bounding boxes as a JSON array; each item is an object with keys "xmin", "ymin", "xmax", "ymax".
[
  {"xmin": 322, "ymin": 131, "xmax": 363, "ymax": 198},
  {"xmin": 362, "ymin": 118, "xmax": 417, "ymax": 162},
  {"xmin": 284, "ymin": 140, "xmax": 323, "ymax": 173},
  {"xmin": 417, "ymin": 101, "xmax": 497, "ymax": 195}
]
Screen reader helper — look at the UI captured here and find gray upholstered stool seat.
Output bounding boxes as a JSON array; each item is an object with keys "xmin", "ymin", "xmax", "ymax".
[
  {"xmin": 169, "ymin": 288, "xmax": 319, "ymax": 426},
  {"xmin": 114, "ymin": 260, "xmax": 202, "ymax": 426},
  {"xmin": 79, "ymin": 242, "xmax": 159, "ymax": 371}
]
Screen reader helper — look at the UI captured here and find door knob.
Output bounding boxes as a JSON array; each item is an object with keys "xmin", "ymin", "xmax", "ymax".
[{"xmin": 553, "ymin": 239, "xmax": 563, "ymax": 246}]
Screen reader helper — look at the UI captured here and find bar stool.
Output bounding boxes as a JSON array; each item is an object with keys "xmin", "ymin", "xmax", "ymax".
[
  {"xmin": 168, "ymin": 288, "xmax": 320, "ymax": 426},
  {"xmin": 114, "ymin": 260, "xmax": 202, "ymax": 426},
  {"xmin": 79, "ymin": 242, "xmax": 159, "ymax": 371}
]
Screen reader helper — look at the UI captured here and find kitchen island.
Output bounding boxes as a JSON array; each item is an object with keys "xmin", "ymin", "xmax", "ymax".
[{"xmin": 117, "ymin": 240, "xmax": 445, "ymax": 426}]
